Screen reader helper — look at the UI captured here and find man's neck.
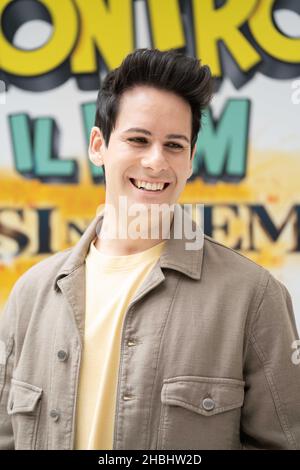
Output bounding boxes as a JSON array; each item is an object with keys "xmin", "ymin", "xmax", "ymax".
[
  {"xmin": 94, "ymin": 235, "xmax": 165, "ymax": 256},
  {"xmin": 94, "ymin": 210, "xmax": 173, "ymax": 256}
]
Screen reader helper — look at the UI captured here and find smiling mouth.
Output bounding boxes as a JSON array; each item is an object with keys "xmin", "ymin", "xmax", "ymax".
[{"xmin": 129, "ymin": 178, "xmax": 170, "ymax": 192}]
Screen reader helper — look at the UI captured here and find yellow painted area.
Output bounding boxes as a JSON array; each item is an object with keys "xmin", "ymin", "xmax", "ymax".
[
  {"xmin": 148, "ymin": 0, "xmax": 185, "ymax": 50},
  {"xmin": 71, "ymin": 0, "xmax": 134, "ymax": 73},
  {"xmin": 249, "ymin": 0, "xmax": 300, "ymax": 63},
  {"xmin": 0, "ymin": 163, "xmax": 104, "ymax": 306},
  {"xmin": 193, "ymin": 0, "xmax": 261, "ymax": 76}
]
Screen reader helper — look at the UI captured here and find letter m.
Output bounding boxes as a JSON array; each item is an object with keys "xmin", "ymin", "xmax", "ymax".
[{"xmin": 193, "ymin": 99, "xmax": 250, "ymax": 182}]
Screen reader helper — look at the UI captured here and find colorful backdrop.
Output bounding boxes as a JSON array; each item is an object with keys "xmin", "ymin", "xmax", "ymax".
[{"xmin": 0, "ymin": 0, "xmax": 300, "ymax": 331}]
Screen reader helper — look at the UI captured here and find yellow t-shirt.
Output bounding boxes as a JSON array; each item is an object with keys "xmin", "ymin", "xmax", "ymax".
[{"xmin": 74, "ymin": 239, "xmax": 166, "ymax": 450}]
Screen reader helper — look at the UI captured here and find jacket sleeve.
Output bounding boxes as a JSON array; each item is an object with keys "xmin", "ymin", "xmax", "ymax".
[
  {"xmin": 241, "ymin": 272, "xmax": 300, "ymax": 449},
  {"xmin": 0, "ymin": 289, "xmax": 16, "ymax": 450}
]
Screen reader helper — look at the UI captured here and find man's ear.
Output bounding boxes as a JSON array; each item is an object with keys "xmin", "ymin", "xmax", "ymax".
[
  {"xmin": 88, "ymin": 126, "xmax": 106, "ymax": 167},
  {"xmin": 188, "ymin": 143, "xmax": 197, "ymax": 179}
]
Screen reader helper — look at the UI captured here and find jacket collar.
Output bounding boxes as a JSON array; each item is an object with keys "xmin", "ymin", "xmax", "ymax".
[{"xmin": 54, "ymin": 204, "xmax": 203, "ymax": 290}]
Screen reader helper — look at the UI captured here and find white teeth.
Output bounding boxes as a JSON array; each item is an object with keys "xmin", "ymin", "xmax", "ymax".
[{"xmin": 132, "ymin": 179, "xmax": 165, "ymax": 191}]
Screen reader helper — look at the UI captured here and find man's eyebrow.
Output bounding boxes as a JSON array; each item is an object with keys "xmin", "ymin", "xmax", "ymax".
[
  {"xmin": 166, "ymin": 133, "xmax": 190, "ymax": 143},
  {"xmin": 123, "ymin": 127, "xmax": 152, "ymax": 135},
  {"xmin": 123, "ymin": 128, "xmax": 190, "ymax": 143}
]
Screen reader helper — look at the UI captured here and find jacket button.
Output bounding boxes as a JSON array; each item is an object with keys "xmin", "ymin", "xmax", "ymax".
[
  {"xmin": 127, "ymin": 340, "xmax": 136, "ymax": 347},
  {"xmin": 50, "ymin": 409, "xmax": 60, "ymax": 422},
  {"xmin": 202, "ymin": 398, "xmax": 215, "ymax": 411},
  {"xmin": 122, "ymin": 395, "xmax": 132, "ymax": 401},
  {"xmin": 57, "ymin": 350, "xmax": 68, "ymax": 362}
]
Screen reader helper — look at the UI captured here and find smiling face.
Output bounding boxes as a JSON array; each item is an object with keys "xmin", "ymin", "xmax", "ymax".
[{"xmin": 89, "ymin": 85, "xmax": 196, "ymax": 218}]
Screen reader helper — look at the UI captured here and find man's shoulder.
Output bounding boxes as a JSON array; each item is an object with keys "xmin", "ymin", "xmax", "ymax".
[{"xmin": 203, "ymin": 234, "xmax": 270, "ymax": 284}]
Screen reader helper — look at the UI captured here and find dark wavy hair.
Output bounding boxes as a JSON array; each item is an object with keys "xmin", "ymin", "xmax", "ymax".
[{"xmin": 95, "ymin": 48, "xmax": 214, "ymax": 154}]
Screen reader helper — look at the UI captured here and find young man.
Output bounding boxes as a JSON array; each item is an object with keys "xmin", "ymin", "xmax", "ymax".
[{"xmin": 0, "ymin": 48, "xmax": 300, "ymax": 450}]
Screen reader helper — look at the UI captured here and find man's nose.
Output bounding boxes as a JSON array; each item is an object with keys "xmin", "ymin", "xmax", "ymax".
[{"xmin": 140, "ymin": 144, "xmax": 169, "ymax": 171}]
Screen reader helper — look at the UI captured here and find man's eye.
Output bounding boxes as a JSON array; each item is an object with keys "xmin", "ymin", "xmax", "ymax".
[
  {"xmin": 128, "ymin": 137, "xmax": 147, "ymax": 144},
  {"xmin": 166, "ymin": 142, "xmax": 183, "ymax": 149}
]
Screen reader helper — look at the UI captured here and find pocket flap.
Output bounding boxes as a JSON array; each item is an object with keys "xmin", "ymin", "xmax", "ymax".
[
  {"xmin": 7, "ymin": 378, "xmax": 43, "ymax": 415},
  {"xmin": 161, "ymin": 376, "xmax": 245, "ymax": 416}
]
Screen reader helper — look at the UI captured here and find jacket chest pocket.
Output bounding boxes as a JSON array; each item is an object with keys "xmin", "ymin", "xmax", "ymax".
[
  {"xmin": 157, "ymin": 376, "xmax": 245, "ymax": 450},
  {"xmin": 7, "ymin": 378, "xmax": 43, "ymax": 450}
]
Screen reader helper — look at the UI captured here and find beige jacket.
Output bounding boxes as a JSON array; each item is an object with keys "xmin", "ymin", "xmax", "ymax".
[{"xmin": 0, "ymin": 207, "xmax": 300, "ymax": 450}]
